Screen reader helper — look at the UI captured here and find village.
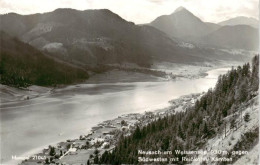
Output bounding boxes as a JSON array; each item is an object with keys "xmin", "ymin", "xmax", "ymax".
[{"xmin": 19, "ymin": 93, "xmax": 202, "ymax": 165}]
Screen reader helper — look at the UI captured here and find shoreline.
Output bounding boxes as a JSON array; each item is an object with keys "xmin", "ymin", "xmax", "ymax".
[
  {"xmin": 1, "ymin": 64, "xmax": 236, "ymax": 165},
  {"xmin": 1, "ymin": 59, "xmax": 239, "ymax": 105},
  {"xmin": 19, "ymin": 92, "xmax": 204, "ymax": 165}
]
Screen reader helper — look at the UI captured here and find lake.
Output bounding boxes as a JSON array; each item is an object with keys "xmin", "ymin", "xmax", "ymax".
[{"xmin": 0, "ymin": 68, "xmax": 230, "ymax": 164}]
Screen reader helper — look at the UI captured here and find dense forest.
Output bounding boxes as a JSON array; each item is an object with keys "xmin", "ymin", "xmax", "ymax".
[
  {"xmin": 96, "ymin": 55, "xmax": 259, "ymax": 164},
  {"xmin": 0, "ymin": 32, "xmax": 89, "ymax": 87}
]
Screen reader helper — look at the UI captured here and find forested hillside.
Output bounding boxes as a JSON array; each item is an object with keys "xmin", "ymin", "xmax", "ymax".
[
  {"xmin": 97, "ymin": 55, "xmax": 259, "ymax": 164},
  {"xmin": 0, "ymin": 8, "xmax": 224, "ymax": 67},
  {"xmin": 0, "ymin": 31, "xmax": 88, "ymax": 87}
]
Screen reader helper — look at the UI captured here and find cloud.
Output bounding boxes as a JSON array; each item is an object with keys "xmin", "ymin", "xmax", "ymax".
[{"xmin": 0, "ymin": 0, "xmax": 258, "ymax": 24}]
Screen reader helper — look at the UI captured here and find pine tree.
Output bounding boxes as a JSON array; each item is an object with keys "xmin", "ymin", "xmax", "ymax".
[
  {"xmin": 178, "ymin": 125, "xmax": 184, "ymax": 139},
  {"xmin": 133, "ymin": 126, "xmax": 141, "ymax": 140},
  {"xmin": 49, "ymin": 146, "xmax": 56, "ymax": 156},
  {"xmin": 230, "ymin": 119, "xmax": 236, "ymax": 130},
  {"xmin": 45, "ymin": 158, "xmax": 49, "ymax": 164},
  {"xmin": 244, "ymin": 113, "xmax": 250, "ymax": 122},
  {"xmin": 203, "ymin": 122, "xmax": 208, "ymax": 135}
]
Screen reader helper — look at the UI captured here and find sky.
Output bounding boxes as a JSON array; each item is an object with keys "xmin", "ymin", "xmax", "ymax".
[{"xmin": 0, "ymin": 0, "xmax": 258, "ymax": 24}]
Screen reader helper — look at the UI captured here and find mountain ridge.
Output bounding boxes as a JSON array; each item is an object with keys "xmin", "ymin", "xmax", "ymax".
[
  {"xmin": 203, "ymin": 25, "xmax": 258, "ymax": 50},
  {"xmin": 150, "ymin": 6, "xmax": 214, "ymax": 41},
  {"xmin": 149, "ymin": 7, "xmax": 258, "ymax": 50},
  {"xmin": 219, "ymin": 16, "xmax": 258, "ymax": 28},
  {"xmin": 0, "ymin": 8, "xmax": 211, "ymax": 67}
]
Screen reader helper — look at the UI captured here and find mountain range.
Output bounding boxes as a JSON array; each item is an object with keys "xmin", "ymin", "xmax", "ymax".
[
  {"xmin": 0, "ymin": 7, "xmax": 258, "ymax": 75},
  {"xmin": 203, "ymin": 25, "xmax": 258, "ymax": 50},
  {"xmin": 0, "ymin": 8, "xmax": 211, "ymax": 69},
  {"xmin": 149, "ymin": 7, "xmax": 258, "ymax": 50},
  {"xmin": 219, "ymin": 16, "xmax": 258, "ymax": 28}
]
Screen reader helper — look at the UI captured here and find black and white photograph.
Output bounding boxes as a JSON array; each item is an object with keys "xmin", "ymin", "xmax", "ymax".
[{"xmin": 0, "ymin": 0, "xmax": 259, "ymax": 164}]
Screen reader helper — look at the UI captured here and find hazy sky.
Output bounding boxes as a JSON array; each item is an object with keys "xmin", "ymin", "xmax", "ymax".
[{"xmin": 0, "ymin": 0, "xmax": 258, "ymax": 24}]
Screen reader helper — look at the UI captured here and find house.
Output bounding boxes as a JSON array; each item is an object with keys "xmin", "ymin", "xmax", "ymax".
[
  {"xmin": 73, "ymin": 143, "xmax": 84, "ymax": 149},
  {"xmin": 128, "ymin": 124, "xmax": 135, "ymax": 130},
  {"xmin": 121, "ymin": 126, "xmax": 128, "ymax": 131},
  {"xmin": 105, "ymin": 125, "xmax": 116, "ymax": 128},
  {"xmin": 104, "ymin": 134, "xmax": 114, "ymax": 141},
  {"xmin": 42, "ymin": 149, "xmax": 49, "ymax": 155},
  {"xmin": 102, "ymin": 131, "xmax": 110, "ymax": 135},
  {"xmin": 90, "ymin": 138, "xmax": 104, "ymax": 145},
  {"xmin": 69, "ymin": 148, "xmax": 77, "ymax": 152},
  {"xmin": 101, "ymin": 142, "xmax": 109, "ymax": 149},
  {"xmin": 57, "ymin": 142, "xmax": 68, "ymax": 149},
  {"xmin": 191, "ymin": 99, "xmax": 195, "ymax": 104}
]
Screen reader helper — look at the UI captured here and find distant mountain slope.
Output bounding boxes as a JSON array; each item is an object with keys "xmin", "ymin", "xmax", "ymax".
[
  {"xmin": 150, "ymin": 7, "xmax": 258, "ymax": 51},
  {"xmin": 205, "ymin": 22, "xmax": 221, "ymax": 31},
  {"xmin": 219, "ymin": 16, "xmax": 258, "ymax": 28},
  {"xmin": 0, "ymin": 31, "xmax": 88, "ymax": 87},
  {"xmin": 0, "ymin": 8, "xmax": 208, "ymax": 67},
  {"xmin": 203, "ymin": 25, "xmax": 259, "ymax": 50},
  {"xmin": 150, "ymin": 7, "xmax": 218, "ymax": 41}
]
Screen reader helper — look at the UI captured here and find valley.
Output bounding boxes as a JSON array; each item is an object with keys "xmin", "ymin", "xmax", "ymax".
[
  {"xmin": 1, "ymin": 67, "xmax": 230, "ymax": 164},
  {"xmin": 0, "ymin": 5, "xmax": 258, "ymax": 165}
]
